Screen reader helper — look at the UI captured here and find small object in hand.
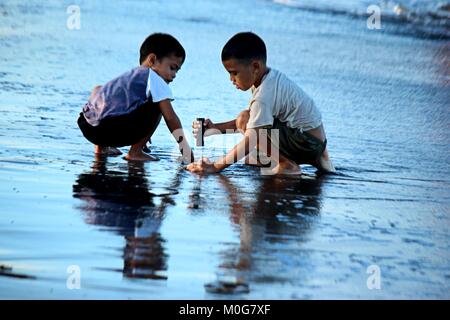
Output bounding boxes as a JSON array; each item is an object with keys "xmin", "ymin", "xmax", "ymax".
[{"xmin": 196, "ymin": 117, "xmax": 205, "ymax": 147}]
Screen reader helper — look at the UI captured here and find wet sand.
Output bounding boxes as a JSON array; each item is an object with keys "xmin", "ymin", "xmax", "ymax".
[{"xmin": 0, "ymin": 0, "xmax": 449, "ymax": 299}]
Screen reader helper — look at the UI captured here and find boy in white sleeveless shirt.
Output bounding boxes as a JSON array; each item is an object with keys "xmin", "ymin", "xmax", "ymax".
[{"xmin": 188, "ymin": 32, "xmax": 335, "ymax": 174}]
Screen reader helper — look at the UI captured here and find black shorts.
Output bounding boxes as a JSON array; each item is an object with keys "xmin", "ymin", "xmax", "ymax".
[
  {"xmin": 77, "ymin": 101, "xmax": 160, "ymax": 147},
  {"xmin": 268, "ymin": 119, "xmax": 327, "ymax": 165}
]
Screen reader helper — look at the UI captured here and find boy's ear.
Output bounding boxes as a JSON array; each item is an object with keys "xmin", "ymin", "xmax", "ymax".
[
  {"xmin": 251, "ymin": 60, "xmax": 262, "ymax": 73},
  {"xmin": 144, "ymin": 53, "xmax": 157, "ymax": 67}
]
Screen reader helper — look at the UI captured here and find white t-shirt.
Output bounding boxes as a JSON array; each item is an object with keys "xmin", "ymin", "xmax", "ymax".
[
  {"xmin": 247, "ymin": 68, "xmax": 322, "ymax": 132},
  {"xmin": 147, "ymin": 68, "xmax": 173, "ymax": 102}
]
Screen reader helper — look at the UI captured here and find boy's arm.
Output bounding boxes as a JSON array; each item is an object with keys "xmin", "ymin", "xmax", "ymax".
[
  {"xmin": 215, "ymin": 119, "xmax": 237, "ymax": 133},
  {"xmin": 188, "ymin": 126, "xmax": 268, "ymax": 173},
  {"xmin": 159, "ymin": 99, "xmax": 194, "ymax": 163},
  {"xmin": 213, "ymin": 132, "xmax": 256, "ymax": 171}
]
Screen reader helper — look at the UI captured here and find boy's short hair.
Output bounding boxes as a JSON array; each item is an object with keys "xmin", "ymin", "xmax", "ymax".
[
  {"xmin": 139, "ymin": 33, "xmax": 186, "ymax": 64},
  {"xmin": 221, "ymin": 32, "xmax": 267, "ymax": 64}
]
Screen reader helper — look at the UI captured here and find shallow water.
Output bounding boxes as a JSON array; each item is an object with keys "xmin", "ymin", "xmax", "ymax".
[
  {"xmin": 0, "ymin": 0, "xmax": 449, "ymax": 299},
  {"xmin": 273, "ymin": 0, "xmax": 450, "ymax": 39}
]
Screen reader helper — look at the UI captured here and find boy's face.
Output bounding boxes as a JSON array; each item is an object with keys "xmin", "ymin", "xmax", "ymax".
[
  {"xmin": 222, "ymin": 58, "xmax": 260, "ymax": 91},
  {"xmin": 145, "ymin": 54, "xmax": 183, "ymax": 84}
]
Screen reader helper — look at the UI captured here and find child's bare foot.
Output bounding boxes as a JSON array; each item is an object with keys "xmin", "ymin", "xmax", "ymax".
[
  {"xmin": 316, "ymin": 148, "xmax": 336, "ymax": 173},
  {"xmin": 317, "ymin": 156, "xmax": 336, "ymax": 173},
  {"xmin": 94, "ymin": 145, "xmax": 123, "ymax": 156},
  {"xmin": 271, "ymin": 159, "xmax": 301, "ymax": 175},
  {"xmin": 124, "ymin": 150, "xmax": 159, "ymax": 162}
]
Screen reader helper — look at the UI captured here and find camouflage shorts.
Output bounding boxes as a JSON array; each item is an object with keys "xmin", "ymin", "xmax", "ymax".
[{"xmin": 268, "ymin": 119, "xmax": 327, "ymax": 165}]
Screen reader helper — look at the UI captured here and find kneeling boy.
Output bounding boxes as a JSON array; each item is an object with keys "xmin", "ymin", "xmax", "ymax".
[{"xmin": 187, "ymin": 32, "xmax": 335, "ymax": 174}]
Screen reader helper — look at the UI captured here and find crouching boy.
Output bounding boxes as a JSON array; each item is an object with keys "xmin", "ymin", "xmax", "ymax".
[{"xmin": 78, "ymin": 33, "xmax": 193, "ymax": 163}]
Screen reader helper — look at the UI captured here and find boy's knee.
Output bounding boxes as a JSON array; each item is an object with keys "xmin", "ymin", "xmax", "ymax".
[
  {"xmin": 236, "ymin": 110, "xmax": 250, "ymax": 133},
  {"xmin": 89, "ymin": 85, "xmax": 102, "ymax": 100}
]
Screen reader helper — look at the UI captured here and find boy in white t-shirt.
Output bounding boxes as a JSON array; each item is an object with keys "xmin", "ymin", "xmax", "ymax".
[
  {"xmin": 187, "ymin": 32, "xmax": 335, "ymax": 174},
  {"xmin": 78, "ymin": 33, "xmax": 193, "ymax": 163}
]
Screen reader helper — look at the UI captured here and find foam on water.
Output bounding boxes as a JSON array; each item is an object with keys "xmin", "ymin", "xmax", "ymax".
[{"xmin": 273, "ymin": 0, "xmax": 450, "ymax": 38}]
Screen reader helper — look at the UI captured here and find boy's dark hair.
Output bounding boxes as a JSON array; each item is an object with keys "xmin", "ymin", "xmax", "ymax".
[
  {"xmin": 139, "ymin": 33, "xmax": 186, "ymax": 64},
  {"xmin": 221, "ymin": 32, "xmax": 267, "ymax": 64}
]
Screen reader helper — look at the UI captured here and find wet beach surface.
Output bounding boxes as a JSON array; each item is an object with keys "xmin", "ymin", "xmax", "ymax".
[{"xmin": 0, "ymin": 0, "xmax": 449, "ymax": 298}]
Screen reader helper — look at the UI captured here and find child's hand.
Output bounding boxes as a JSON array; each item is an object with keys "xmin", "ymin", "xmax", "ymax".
[
  {"xmin": 186, "ymin": 157, "xmax": 218, "ymax": 174},
  {"xmin": 192, "ymin": 118, "xmax": 216, "ymax": 139}
]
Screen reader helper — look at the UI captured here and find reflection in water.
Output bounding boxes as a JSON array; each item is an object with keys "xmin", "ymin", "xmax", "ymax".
[
  {"xmin": 206, "ymin": 174, "xmax": 324, "ymax": 294},
  {"xmin": 72, "ymin": 156, "xmax": 182, "ymax": 280},
  {"xmin": 188, "ymin": 175, "xmax": 205, "ymax": 210}
]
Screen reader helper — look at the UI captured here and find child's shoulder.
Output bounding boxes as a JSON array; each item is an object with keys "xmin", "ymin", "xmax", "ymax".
[
  {"xmin": 264, "ymin": 68, "xmax": 294, "ymax": 87},
  {"xmin": 105, "ymin": 66, "xmax": 149, "ymax": 83},
  {"xmin": 260, "ymin": 68, "xmax": 295, "ymax": 93},
  {"xmin": 270, "ymin": 68, "xmax": 295, "ymax": 83}
]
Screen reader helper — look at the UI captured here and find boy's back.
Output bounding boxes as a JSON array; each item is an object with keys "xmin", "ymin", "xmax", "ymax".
[
  {"xmin": 83, "ymin": 67, "xmax": 151, "ymax": 127},
  {"xmin": 247, "ymin": 68, "xmax": 322, "ymax": 132}
]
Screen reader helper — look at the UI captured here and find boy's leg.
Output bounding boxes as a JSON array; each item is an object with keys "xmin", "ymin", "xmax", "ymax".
[
  {"xmin": 236, "ymin": 110, "xmax": 300, "ymax": 174},
  {"xmin": 256, "ymin": 136, "xmax": 300, "ymax": 174},
  {"xmin": 260, "ymin": 137, "xmax": 300, "ymax": 175},
  {"xmin": 244, "ymin": 149, "xmax": 269, "ymax": 167},
  {"xmin": 237, "ymin": 110, "xmax": 260, "ymax": 165},
  {"xmin": 260, "ymin": 122, "xmax": 301, "ymax": 174},
  {"xmin": 147, "ymin": 108, "xmax": 163, "ymax": 141},
  {"xmin": 236, "ymin": 110, "xmax": 266, "ymax": 166},
  {"xmin": 143, "ymin": 137, "xmax": 152, "ymax": 153},
  {"xmin": 125, "ymin": 106, "xmax": 162, "ymax": 162},
  {"xmin": 236, "ymin": 110, "xmax": 249, "ymax": 134},
  {"xmin": 303, "ymin": 124, "xmax": 336, "ymax": 173},
  {"xmin": 236, "ymin": 110, "xmax": 261, "ymax": 166},
  {"xmin": 315, "ymin": 147, "xmax": 336, "ymax": 173},
  {"xmin": 94, "ymin": 145, "xmax": 123, "ymax": 156},
  {"xmin": 125, "ymin": 133, "xmax": 159, "ymax": 161},
  {"xmin": 143, "ymin": 111, "xmax": 161, "ymax": 153},
  {"xmin": 271, "ymin": 154, "xmax": 301, "ymax": 175}
]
